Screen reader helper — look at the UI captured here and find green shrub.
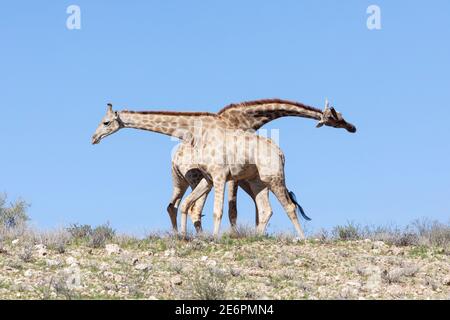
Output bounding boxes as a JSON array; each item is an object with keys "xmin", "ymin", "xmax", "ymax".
[
  {"xmin": 0, "ymin": 194, "xmax": 29, "ymax": 229},
  {"xmin": 332, "ymin": 221, "xmax": 362, "ymax": 240},
  {"xmin": 89, "ymin": 223, "xmax": 115, "ymax": 248},
  {"xmin": 66, "ymin": 224, "xmax": 93, "ymax": 239}
]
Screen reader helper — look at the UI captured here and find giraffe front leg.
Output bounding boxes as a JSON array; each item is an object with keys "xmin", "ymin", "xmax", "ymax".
[
  {"xmin": 212, "ymin": 177, "xmax": 226, "ymax": 238},
  {"xmin": 167, "ymin": 167, "xmax": 189, "ymax": 233},
  {"xmin": 180, "ymin": 179, "xmax": 212, "ymax": 239},
  {"xmin": 189, "ymin": 190, "xmax": 210, "ymax": 233}
]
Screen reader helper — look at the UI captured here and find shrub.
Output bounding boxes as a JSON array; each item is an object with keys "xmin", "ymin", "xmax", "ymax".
[
  {"xmin": 189, "ymin": 268, "xmax": 227, "ymax": 300},
  {"xmin": 38, "ymin": 229, "xmax": 72, "ymax": 253},
  {"xmin": 88, "ymin": 223, "xmax": 115, "ymax": 248},
  {"xmin": 67, "ymin": 224, "xmax": 92, "ymax": 239},
  {"xmin": 0, "ymin": 194, "xmax": 29, "ymax": 229},
  {"xmin": 412, "ymin": 218, "xmax": 450, "ymax": 248},
  {"xmin": 19, "ymin": 244, "xmax": 34, "ymax": 263},
  {"xmin": 332, "ymin": 221, "xmax": 362, "ymax": 240}
]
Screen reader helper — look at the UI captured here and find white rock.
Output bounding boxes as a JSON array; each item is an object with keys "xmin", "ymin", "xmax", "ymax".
[
  {"xmin": 34, "ymin": 244, "xmax": 48, "ymax": 257},
  {"xmin": 99, "ymin": 262, "xmax": 109, "ymax": 271},
  {"xmin": 206, "ymin": 259, "xmax": 217, "ymax": 267},
  {"xmin": 46, "ymin": 259, "xmax": 60, "ymax": 267},
  {"xmin": 164, "ymin": 248, "xmax": 175, "ymax": 257},
  {"xmin": 24, "ymin": 269, "xmax": 33, "ymax": 277},
  {"xmin": 66, "ymin": 256, "xmax": 78, "ymax": 265},
  {"xmin": 293, "ymin": 237, "xmax": 305, "ymax": 243},
  {"xmin": 12, "ymin": 239, "xmax": 20, "ymax": 245},
  {"xmin": 200, "ymin": 256, "xmax": 208, "ymax": 261},
  {"xmin": 364, "ymin": 266, "xmax": 382, "ymax": 292},
  {"xmin": 135, "ymin": 263, "xmax": 151, "ymax": 272},
  {"xmin": 346, "ymin": 281, "xmax": 361, "ymax": 288},
  {"xmin": 105, "ymin": 244, "xmax": 122, "ymax": 255},
  {"xmin": 372, "ymin": 241, "xmax": 387, "ymax": 249},
  {"xmin": 171, "ymin": 275, "xmax": 183, "ymax": 285},
  {"xmin": 222, "ymin": 252, "xmax": 234, "ymax": 259}
]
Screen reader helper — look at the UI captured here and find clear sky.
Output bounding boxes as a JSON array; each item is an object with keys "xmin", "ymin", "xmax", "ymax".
[{"xmin": 1, "ymin": 1, "xmax": 449, "ymax": 236}]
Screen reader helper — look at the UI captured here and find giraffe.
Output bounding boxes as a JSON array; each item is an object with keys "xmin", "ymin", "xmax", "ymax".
[
  {"xmin": 91, "ymin": 99, "xmax": 356, "ymax": 238},
  {"xmin": 168, "ymin": 98, "xmax": 356, "ymax": 233}
]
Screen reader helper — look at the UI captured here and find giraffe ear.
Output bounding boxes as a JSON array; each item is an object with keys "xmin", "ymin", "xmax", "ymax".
[{"xmin": 330, "ymin": 107, "xmax": 338, "ymax": 119}]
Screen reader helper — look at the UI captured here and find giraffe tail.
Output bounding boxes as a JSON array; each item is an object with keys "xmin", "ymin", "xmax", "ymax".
[{"xmin": 288, "ymin": 191, "xmax": 311, "ymax": 221}]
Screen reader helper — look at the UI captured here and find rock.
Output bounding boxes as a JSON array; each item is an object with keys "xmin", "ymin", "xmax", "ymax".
[
  {"xmin": 443, "ymin": 276, "xmax": 450, "ymax": 286},
  {"xmin": 372, "ymin": 241, "xmax": 387, "ymax": 250},
  {"xmin": 131, "ymin": 257, "xmax": 139, "ymax": 265},
  {"xmin": 66, "ymin": 257, "xmax": 78, "ymax": 265},
  {"xmin": 114, "ymin": 274, "xmax": 123, "ymax": 282},
  {"xmin": 46, "ymin": 259, "xmax": 60, "ymax": 267},
  {"xmin": 340, "ymin": 286, "xmax": 359, "ymax": 298},
  {"xmin": 200, "ymin": 256, "xmax": 208, "ymax": 261},
  {"xmin": 346, "ymin": 281, "xmax": 361, "ymax": 288},
  {"xmin": 34, "ymin": 244, "xmax": 47, "ymax": 257},
  {"xmin": 99, "ymin": 262, "xmax": 109, "ymax": 271},
  {"xmin": 363, "ymin": 266, "xmax": 382, "ymax": 292},
  {"xmin": 171, "ymin": 275, "xmax": 183, "ymax": 285},
  {"xmin": 222, "ymin": 252, "xmax": 234, "ymax": 259},
  {"xmin": 206, "ymin": 259, "xmax": 217, "ymax": 267},
  {"xmin": 65, "ymin": 266, "xmax": 82, "ymax": 289},
  {"xmin": 293, "ymin": 237, "xmax": 305, "ymax": 244},
  {"xmin": 11, "ymin": 239, "xmax": 20, "ymax": 245},
  {"xmin": 391, "ymin": 247, "xmax": 403, "ymax": 256},
  {"xmin": 24, "ymin": 269, "xmax": 33, "ymax": 277},
  {"xmin": 105, "ymin": 244, "xmax": 122, "ymax": 255},
  {"xmin": 135, "ymin": 263, "xmax": 151, "ymax": 272},
  {"xmin": 164, "ymin": 248, "xmax": 175, "ymax": 257},
  {"xmin": 293, "ymin": 258, "xmax": 302, "ymax": 266}
]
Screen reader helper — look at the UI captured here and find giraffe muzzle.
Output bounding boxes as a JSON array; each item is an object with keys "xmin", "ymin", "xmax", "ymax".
[
  {"xmin": 92, "ymin": 135, "xmax": 100, "ymax": 144},
  {"xmin": 346, "ymin": 123, "xmax": 357, "ymax": 133}
]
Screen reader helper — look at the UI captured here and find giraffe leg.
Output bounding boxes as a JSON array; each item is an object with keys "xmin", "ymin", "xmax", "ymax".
[
  {"xmin": 246, "ymin": 179, "xmax": 272, "ymax": 235},
  {"xmin": 167, "ymin": 167, "xmax": 189, "ymax": 232},
  {"xmin": 212, "ymin": 177, "xmax": 227, "ymax": 238},
  {"xmin": 185, "ymin": 172, "xmax": 209, "ymax": 234},
  {"xmin": 269, "ymin": 178, "xmax": 305, "ymax": 240},
  {"xmin": 238, "ymin": 180, "xmax": 260, "ymax": 228},
  {"xmin": 188, "ymin": 191, "xmax": 210, "ymax": 233},
  {"xmin": 180, "ymin": 179, "xmax": 211, "ymax": 238},
  {"xmin": 227, "ymin": 180, "xmax": 238, "ymax": 232}
]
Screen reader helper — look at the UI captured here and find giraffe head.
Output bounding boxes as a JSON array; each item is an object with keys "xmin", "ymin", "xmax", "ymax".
[
  {"xmin": 316, "ymin": 99, "xmax": 356, "ymax": 133},
  {"xmin": 91, "ymin": 104, "xmax": 123, "ymax": 144}
]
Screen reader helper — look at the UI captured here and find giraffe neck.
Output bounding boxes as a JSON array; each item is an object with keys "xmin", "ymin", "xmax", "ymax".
[
  {"xmin": 218, "ymin": 99, "xmax": 323, "ymax": 130},
  {"xmin": 118, "ymin": 110, "xmax": 216, "ymax": 141}
]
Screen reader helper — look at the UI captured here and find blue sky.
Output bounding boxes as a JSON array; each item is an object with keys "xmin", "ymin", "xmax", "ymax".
[{"xmin": 1, "ymin": 1, "xmax": 449, "ymax": 236}]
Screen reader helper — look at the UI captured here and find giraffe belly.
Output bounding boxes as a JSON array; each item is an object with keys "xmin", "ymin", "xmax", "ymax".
[{"xmin": 228, "ymin": 163, "xmax": 258, "ymax": 180}]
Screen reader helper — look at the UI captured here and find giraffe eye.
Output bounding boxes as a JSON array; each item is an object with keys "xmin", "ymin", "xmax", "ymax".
[{"xmin": 103, "ymin": 121, "xmax": 111, "ymax": 126}]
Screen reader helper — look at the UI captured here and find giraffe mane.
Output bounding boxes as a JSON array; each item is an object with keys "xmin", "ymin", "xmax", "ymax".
[
  {"xmin": 217, "ymin": 98, "xmax": 322, "ymax": 115},
  {"xmin": 120, "ymin": 110, "xmax": 217, "ymax": 117}
]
